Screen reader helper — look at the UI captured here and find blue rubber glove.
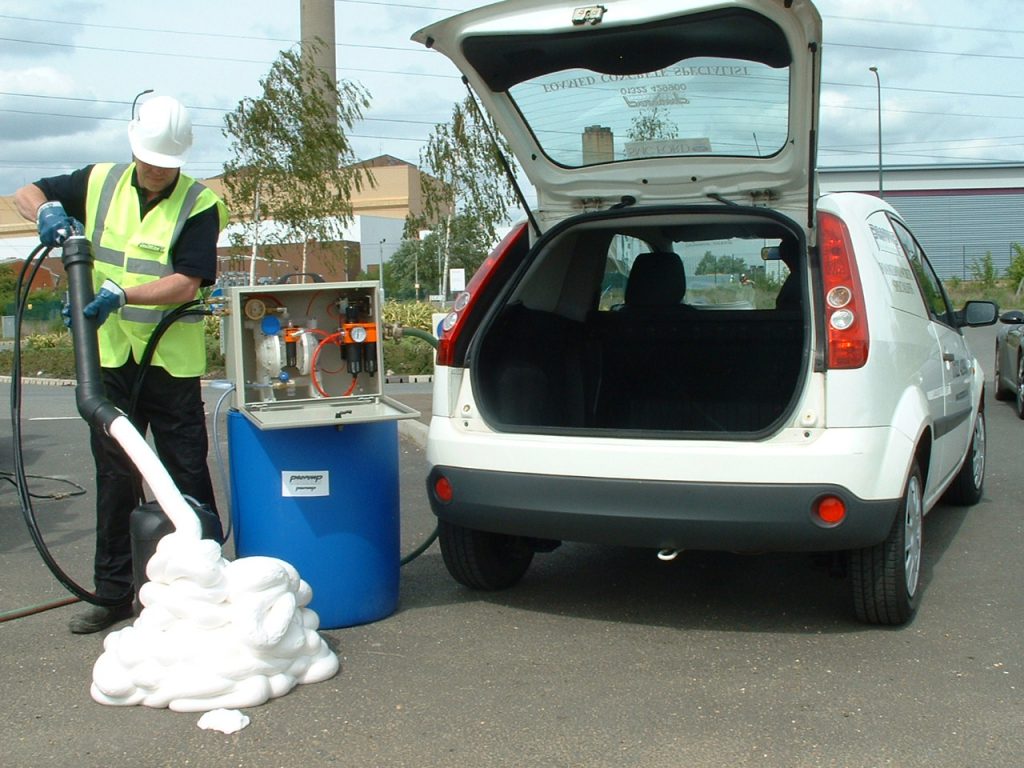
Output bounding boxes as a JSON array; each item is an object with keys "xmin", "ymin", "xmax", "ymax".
[
  {"xmin": 82, "ymin": 279, "xmax": 127, "ymax": 326},
  {"xmin": 36, "ymin": 201, "xmax": 81, "ymax": 246}
]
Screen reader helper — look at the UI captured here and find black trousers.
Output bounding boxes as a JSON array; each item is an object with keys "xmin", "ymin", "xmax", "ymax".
[{"xmin": 89, "ymin": 358, "xmax": 218, "ymax": 601}]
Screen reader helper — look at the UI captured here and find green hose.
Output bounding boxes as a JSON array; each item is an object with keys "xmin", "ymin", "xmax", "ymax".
[{"xmin": 398, "ymin": 326, "xmax": 439, "ymax": 349}]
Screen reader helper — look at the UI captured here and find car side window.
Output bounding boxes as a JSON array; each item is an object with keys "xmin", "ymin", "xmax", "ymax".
[{"xmin": 890, "ymin": 218, "xmax": 954, "ymax": 326}]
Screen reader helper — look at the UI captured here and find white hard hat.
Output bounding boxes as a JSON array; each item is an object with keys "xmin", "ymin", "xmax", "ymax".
[{"xmin": 128, "ymin": 95, "xmax": 193, "ymax": 168}]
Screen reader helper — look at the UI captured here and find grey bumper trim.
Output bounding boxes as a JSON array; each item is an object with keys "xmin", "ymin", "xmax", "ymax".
[{"xmin": 426, "ymin": 466, "xmax": 899, "ymax": 552}]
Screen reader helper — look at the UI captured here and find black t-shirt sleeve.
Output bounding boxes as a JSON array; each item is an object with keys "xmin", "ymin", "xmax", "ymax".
[
  {"xmin": 37, "ymin": 165, "xmax": 220, "ymax": 288},
  {"xmin": 33, "ymin": 165, "xmax": 94, "ymax": 222},
  {"xmin": 171, "ymin": 205, "xmax": 220, "ymax": 287}
]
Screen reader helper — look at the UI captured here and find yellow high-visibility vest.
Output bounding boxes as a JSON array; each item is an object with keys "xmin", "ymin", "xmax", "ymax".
[{"xmin": 84, "ymin": 162, "xmax": 227, "ymax": 376}]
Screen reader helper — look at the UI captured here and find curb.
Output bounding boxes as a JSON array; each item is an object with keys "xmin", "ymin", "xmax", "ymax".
[
  {"xmin": 0, "ymin": 375, "xmax": 75, "ymax": 387},
  {"xmin": 397, "ymin": 417, "xmax": 428, "ymax": 450}
]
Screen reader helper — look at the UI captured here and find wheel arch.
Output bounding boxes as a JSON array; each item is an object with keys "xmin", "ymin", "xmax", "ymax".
[{"xmin": 888, "ymin": 385, "xmax": 934, "ymax": 486}]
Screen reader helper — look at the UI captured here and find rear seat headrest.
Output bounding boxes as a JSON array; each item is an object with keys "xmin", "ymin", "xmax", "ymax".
[{"xmin": 624, "ymin": 252, "xmax": 686, "ymax": 307}]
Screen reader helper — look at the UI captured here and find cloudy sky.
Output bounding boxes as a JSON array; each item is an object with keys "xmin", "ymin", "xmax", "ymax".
[{"xmin": 1, "ymin": 0, "xmax": 1022, "ymax": 197}]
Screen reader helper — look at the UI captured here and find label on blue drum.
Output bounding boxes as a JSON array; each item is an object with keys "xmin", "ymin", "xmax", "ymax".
[{"xmin": 282, "ymin": 471, "xmax": 330, "ymax": 497}]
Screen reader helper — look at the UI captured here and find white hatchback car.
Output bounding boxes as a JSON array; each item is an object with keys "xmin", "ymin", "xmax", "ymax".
[{"xmin": 413, "ymin": 0, "xmax": 998, "ymax": 624}]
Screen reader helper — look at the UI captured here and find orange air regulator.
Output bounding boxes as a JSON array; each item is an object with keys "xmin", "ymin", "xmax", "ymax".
[
  {"xmin": 342, "ymin": 301, "xmax": 378, "ymax": 381},
  {"xmin": 244, "ymin": 292, "xmax": 380, "ymax": 399}
]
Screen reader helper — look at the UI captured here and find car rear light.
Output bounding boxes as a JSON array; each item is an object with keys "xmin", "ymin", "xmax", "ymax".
[
  {"xmin": 815, "ymin": 495, "xmax": 846, "ymax": 526},
  {"xmin": 435, "ymin": 223, "xmax": 528, "ymax": 367},
  {"xmin": 818, "ymin": 211, "xmax": 869, "ymax": 369},
  {"xmin": 433, "ymin": 474, "xmax": 453, "ymax": 503}
]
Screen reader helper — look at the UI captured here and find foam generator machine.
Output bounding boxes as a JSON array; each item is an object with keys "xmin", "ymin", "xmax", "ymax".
[{"xmin": 220, "ymin": 281, "xmax": 419, "ymax": 629}]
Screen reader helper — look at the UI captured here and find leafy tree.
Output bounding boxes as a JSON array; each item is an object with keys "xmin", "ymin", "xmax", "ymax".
[
  {"xmin": 0, "ymin": 262, "xmax": 20, "ymax": 311},
  {"xmin": 222, "ymin": 39, "xmax": 372, "ymax": 281},
  {"xmin": 696, "ymin": 251, "xmax": 717, "ymax": 275},
  {"xmin": 969, "ymin": 251, "xmax": 998, "ymax": 288},
  {"xmin": 1006, "ymin": 242, "xmax": 1024, "ymax": 294},
  {"xmin": 386, "ymin": 214, "xmax": 495, "ymax": 301},
  {"xmin": 718, "ymin": 255, "xmax": 748, "ymax": 275},
  {"xmin": 627, "ymin": 107, "xmax": 679, "ymax": 142},
  {"xmin": 695, "ymin": 252, "xmax": 747, "ymax": 277},
  {"xmin": 406, "ymin": 95, "xmax": 518, "ymax": 299}
]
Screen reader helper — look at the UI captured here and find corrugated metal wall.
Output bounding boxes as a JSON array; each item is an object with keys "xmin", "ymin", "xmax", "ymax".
[{"xmin": 883, "ymin": 192, "xmax": 1024, "ymax": 280}]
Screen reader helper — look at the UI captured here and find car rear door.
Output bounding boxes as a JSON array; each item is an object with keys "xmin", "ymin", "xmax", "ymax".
[{"xmin": 890, "ymin": 218, "xmax": 975, "ymax": 489}]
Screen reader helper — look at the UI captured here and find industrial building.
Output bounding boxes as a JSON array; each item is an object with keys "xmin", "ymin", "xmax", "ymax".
[{"xmin": 819, "ymin": 163, "xmax": 1024, "ymax": 280}]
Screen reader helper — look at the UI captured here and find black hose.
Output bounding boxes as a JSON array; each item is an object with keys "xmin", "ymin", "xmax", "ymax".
[
  {"xmin": 394, "ymin": 325, "xmax": 439, "ymax": 566},
  {"xmin": 124, "ymin": 302, "xmax": 211, "ymax": 504},
  {"xmin": 61, "ymin": 237, "xmax": 125, "ymax": 431},
  {"xmin": 10, "ymin": 242, "xmax": 127, "ymax": 606},
  {"xmin": 10, "ymin": 237, "xmax": 204, "ymax": 607},
  {"xmin": 400, "ymin": 527, "xmax": 438, "ymax": 566}
]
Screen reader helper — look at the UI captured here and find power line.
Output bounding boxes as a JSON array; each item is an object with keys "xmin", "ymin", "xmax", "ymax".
[
  {"xmin": 826, "ymin": 41, "xmax": 1024, "ymax": 62},
  {"xmin": 824, "ymin": 14, "xmax": 1024, "ymax": 36}
]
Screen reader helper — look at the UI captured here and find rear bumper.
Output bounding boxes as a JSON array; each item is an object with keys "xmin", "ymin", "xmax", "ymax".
[{"xmin": 426, "ymin": 466, "xmax": 900, "ymax": 552}]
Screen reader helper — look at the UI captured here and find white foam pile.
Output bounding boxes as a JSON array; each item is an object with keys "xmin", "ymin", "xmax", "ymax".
[
  {"xmin": 90, "ymin": 417, "xmax": 339, "ymax": 713},
  {"xmin": 91, "ymin": 532, "xmax": 339, "ymax": 712}
]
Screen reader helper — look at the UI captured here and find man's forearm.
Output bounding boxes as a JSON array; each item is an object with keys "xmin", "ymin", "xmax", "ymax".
[
  {"xmin": 123, "ymin": 273, "xmax": 203, "ymax": 306},
  {"xmin": 14, "ymin": 183, "xmax": 48, "ymax": 222}
]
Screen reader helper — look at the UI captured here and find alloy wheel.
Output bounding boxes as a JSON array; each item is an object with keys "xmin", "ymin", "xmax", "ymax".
[{"xmin": 904, "ymin": 473, "xmax": 923, "ymax": 598}]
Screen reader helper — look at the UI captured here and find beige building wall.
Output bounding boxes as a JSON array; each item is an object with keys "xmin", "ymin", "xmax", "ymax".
[
  {"xmin": 0, "ymin": 156, "xmax": 441, "ymax": 285},
  {"xmin": 0, "ymin": 154, "xmax": 427, "ymax": 237}
]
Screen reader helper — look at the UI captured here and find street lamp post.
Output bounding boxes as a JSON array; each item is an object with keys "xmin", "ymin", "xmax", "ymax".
[{"xmin": 868, "ymin": 67, "xmax": 883, "ymax": 198}]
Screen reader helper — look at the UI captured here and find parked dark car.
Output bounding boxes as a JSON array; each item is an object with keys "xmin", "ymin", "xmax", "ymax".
[{"xmin": 994, "ymin": 309, "xmax": 1024, "ymax": 417}]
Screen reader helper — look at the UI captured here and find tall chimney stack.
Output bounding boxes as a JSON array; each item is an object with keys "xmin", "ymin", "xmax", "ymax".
[{"xmin": 300, "ymin": 0, "xmax": 338, "ymax": 119}]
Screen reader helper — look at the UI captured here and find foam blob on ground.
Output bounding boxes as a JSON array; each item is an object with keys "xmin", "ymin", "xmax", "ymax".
[
  {"xmin": 91, "ymin": 531, "xmax": 339, "ymax": 713},
  {"xmin": 198, "ymin": 708, "xmax": 251, "ymax": 734}
]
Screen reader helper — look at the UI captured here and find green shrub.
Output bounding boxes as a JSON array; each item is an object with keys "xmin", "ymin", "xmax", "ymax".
[
  {"xmin": 382, "ymin": 300, "xmax": 436, "ymax": 331},
  {"xmin": 383, "ymin": 336, "xmax": 435, "ymax": 376},
  {"xmin": 380, "ymin": 301, "xmax": 439, "ymax": 375},
  {"xmin": 0, "ymin": 331, "xmax": 76, "ymax": 378}
]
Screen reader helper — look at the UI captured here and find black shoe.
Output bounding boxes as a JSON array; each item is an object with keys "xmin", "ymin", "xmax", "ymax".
[{"xmin": 68, "ymin": 603, "xmax": 134, "ymax": 635}]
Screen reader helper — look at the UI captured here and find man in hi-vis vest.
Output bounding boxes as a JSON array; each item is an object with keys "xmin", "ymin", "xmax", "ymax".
[{"xmin": 14, "ymin": 95, "xmax": 228, "ymax": 634}]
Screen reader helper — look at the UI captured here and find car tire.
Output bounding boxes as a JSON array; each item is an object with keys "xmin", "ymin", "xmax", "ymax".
[
  {"xmin": 1016, "ymin": 355, "xmax": 1024, "ymax": 420},
  {"xmin": 993, "ymin": 343, "xmax": 1012, "ymax": 400},
  {"xmin": 849, "ymin": 460, "xmax": 923, "ymax": 626},
  {"xmin": 943, "ymin": 409, "xmax": 986, "ymax": 506},
  {"xmin": 438, "ymin": 519, "xmax": 534, "ymax": 590}
]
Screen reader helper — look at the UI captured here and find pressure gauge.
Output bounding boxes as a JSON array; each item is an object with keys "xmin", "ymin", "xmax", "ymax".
[
  {"xmin": 350, "ymin": 325, "xmax": 368, "ymax": 343},
  {"xmin": 244, "ymin": 298, "xmax": 267, "ymax": 320}
]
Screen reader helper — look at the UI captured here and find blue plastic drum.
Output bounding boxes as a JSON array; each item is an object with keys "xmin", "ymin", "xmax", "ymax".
[{"xmin": 227, "ymin": 411, "xmax": 400, "ymax": 628}]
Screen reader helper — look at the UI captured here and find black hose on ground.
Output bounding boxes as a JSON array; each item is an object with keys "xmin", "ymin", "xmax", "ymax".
[
  {"xmin": 392, "ymin": 324, "xmax": 440, "ymax": 567},
  {"xmin": 10, "ymin": 237, "xmax": 207, "ymax": 610},
  {"xmin": 10, "ymin": 240, "xmax": 127, "ymax": 606}
]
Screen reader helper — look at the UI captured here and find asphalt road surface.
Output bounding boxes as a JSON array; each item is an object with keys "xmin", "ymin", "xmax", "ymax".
[{"xmin": 0, "ymin": 326, "xmax": 1020, "ymax": 768}]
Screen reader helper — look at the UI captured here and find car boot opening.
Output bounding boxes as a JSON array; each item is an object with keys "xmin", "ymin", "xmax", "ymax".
[{"xmin": 471, "ymin": 211, "xmax": 810, "ymax": 437}]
